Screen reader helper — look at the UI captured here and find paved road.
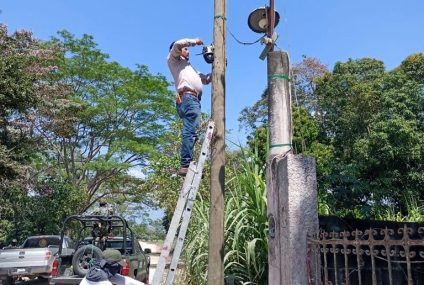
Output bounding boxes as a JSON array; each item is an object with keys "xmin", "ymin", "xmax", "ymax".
[
  {"xmin": 139, "ymin": 241, "xmax": 186, "ymax": 284},
  {"xmin": 139, "ymin": 241, "xmax": 161, "ymax": 284}
]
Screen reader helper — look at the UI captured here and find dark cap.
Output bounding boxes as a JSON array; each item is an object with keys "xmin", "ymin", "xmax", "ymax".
[
  {"xmin": 169, "ymin": 41, "xmax": 175, "ymax": 51},
  {"xmin": 102, "ymin": 249, "xmax": 126, "ymax": 266}
]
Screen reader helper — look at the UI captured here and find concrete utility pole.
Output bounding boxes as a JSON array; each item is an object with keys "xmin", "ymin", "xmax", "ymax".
[
  {"xmin": 208, "ymin": 0, "xmax": 226, "ymax": 284},
  {"xmin": 266, "ymin": 0, "xmax": 291, "ymax": 158},
  {"xmin": 264, "ymin": 1, "xmax": 320, "ymax": 285}
]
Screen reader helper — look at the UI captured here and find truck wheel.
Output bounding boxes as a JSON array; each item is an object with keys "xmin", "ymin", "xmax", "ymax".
[{"xmin": 72, "ymin": 245, "xmax": 103, "ymax": 277}]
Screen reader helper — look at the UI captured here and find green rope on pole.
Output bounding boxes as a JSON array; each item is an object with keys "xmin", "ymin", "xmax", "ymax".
[
  {"xmin": 268, "ymin": 74, "xmax": 291, "ymax": 81},
  {"xmin": 214, "ymin": 15, "xmax": 227, "ymax": 20},
  {"xmin": 269, "ymin": 143, "xmax": 292, "ymax": 149}
]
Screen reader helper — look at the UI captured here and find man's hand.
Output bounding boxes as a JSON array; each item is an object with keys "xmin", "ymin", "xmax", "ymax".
[{"xmin": 195, "ymin": 38, "xmax": 204, "ymax": 45}]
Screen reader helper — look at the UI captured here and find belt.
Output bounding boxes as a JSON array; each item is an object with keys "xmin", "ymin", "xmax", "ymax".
[
  {"xmin": 178, "ymin": 90, "xmax": 198, "ymax": 97},
  {"xmin": 176, "ymin": 90, "xmax": 201, "ymax": 104}
]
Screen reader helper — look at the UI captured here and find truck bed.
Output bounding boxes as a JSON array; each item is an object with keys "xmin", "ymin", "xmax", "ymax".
[{"xmin": 0, "ymin": 248, "xmax": 53, "ymax": 277}]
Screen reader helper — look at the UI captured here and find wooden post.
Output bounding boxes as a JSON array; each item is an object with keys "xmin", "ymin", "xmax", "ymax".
[{"xmin": 208, "ymin": 0, "xmax": 226, "ymax": 284}]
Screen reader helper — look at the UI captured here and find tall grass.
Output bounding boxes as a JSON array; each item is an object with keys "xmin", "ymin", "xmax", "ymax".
[
  {"xmin": 183, "ymin": 146, "xmax": 268, "ymax": 285},
  {"xmin": 374, "ymin": 194, "xmax": 424, "ymax": 222}
]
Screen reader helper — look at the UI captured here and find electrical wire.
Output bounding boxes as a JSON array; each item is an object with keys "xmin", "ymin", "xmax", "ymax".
[
  {"xmin": 195, "ymin": 26, "xmax": 263, "ymax": 56},
  {"xmin": 228, "ymin": 27, "xmax": 263, "ymax": 45}
]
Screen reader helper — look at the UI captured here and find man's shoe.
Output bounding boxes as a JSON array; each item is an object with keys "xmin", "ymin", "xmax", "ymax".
[{"xmin": 178, "ymin": 166, "xmax": 189, "ymax": 176}]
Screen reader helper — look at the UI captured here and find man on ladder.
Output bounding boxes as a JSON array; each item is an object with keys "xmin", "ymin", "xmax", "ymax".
[
  {"xmin": 167, "ymin": 37, "xmax": 212, "ymax": 176},
  {"xmin": 152, "ymin": 121, "xmax": 215, "ymax": 285},
  {"xmin": 152, "ymin": 36, "xmax": 214, "ymax": 285}
]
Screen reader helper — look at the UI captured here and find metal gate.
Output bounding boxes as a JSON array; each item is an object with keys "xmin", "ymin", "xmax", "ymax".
[{"xmin": 308, "ymin": 225, "xmax": 424, "ymax": 285}]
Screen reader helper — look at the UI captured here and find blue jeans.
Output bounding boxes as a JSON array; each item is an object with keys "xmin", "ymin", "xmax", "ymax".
[{"xmin": 176, "ymin": 93, "xmax": 201, "ymax": 167}]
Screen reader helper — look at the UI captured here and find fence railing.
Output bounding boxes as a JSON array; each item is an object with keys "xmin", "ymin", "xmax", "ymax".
[{"xmin": 308, "ymin": 225, "xmax": 424, "ymax": 285}]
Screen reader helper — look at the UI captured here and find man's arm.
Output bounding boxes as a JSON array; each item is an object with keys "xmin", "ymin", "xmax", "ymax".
[
  {"xmin": 199, "ymin": 72, "xmax": 212, "ymax": 84},
  {"xmin": 169, "ymin": 38, "xmax": 204, "ymax": 57}
]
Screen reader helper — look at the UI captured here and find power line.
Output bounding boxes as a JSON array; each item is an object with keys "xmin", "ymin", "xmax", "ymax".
[{"xmin": 228, "ymin": 27, "xmax": 262, "ymax": 45}]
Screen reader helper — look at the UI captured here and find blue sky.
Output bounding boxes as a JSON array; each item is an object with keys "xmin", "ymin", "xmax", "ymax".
[{"xmin": 1, "ymin": 0, "xmax": 423, "ymax": 145}]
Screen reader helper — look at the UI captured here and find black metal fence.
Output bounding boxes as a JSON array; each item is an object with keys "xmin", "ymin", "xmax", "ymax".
[{"xmin": 308, "ymin": 217, "xmax": 424, "ymax": 285}]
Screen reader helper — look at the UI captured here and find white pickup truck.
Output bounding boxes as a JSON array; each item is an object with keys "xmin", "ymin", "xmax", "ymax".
[{"xmin": 0, "ymin": 235, "xmax": 75, "ymax": 285}]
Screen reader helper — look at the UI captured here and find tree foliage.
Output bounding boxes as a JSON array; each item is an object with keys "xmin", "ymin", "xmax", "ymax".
[
  {"xmin": 0, "ymin": 27, "xmax": 178, "ymax": 242},
  {"xmin": 238, "ymin": 56, "xmax": 333, "ymax": 176},
  {"xmin": 0, "ymin": 24, "xmax": 58, "ymax": 184},
  {"xmin": 138, "ymin": 118, "xmax": 213, "ymax": 228},
  {"xmin": 31, "ymin": 30, "xmax": 177, "ymax": 211},
  {"xmin": 0, "ymin": 24, "xmax": 63, "ymax": 242},
  {"xmin": 317, "ymin": 56, "xmax": 424, "ymax": 216},
  {"xmin": 238, "ymin": 54, "xmax": 424, "ymax": 218},
  {"xmin": 292, "ymin": 55, "xmax": 329, "ymax": 120}
]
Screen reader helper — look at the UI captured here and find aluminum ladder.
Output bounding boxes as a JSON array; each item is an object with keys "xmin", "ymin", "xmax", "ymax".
[{"xmin": 151, "ymin": 120, "xmax": 215, "ymax": 285}]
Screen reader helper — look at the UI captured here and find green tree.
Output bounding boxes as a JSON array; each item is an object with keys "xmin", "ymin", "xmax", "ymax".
[
  {"xmin": 1, "ymin": 29, "xmax": 178, "ymax": 241},
  {"xmin": 398, "ymin": 53, "xmax": 424, "ymax": 84},
  {"xmin": 138, "ymin": 118, "xmax": 213, "ymax": 225},
  {"xmin": 0, "ymin": 24, "xmax": 62, "ymax": 241},
  {"xmin": 238, "ymin": 54, "xmax": 424, "ymax": 218},
  {"xmin": 7, "ymin": 178, "xmax": 87, "ymax": 241},
  {"xmin": 0, "ymin": 25, "xmax": 58, "ymax": 183},
  {"xmin": 238, "ymin": 56, "xmax": 333, "ymax": 178},
  {"xmin": 292, "ymin": 55, "xmax": 329, "ymax": 122},
  {"xmin": 316, "ymin": 56, "xmax": 424, "ymax": 217},
  {"xmin": 32, "ymin": 31, "xmax": 177, "ymax": 211}
]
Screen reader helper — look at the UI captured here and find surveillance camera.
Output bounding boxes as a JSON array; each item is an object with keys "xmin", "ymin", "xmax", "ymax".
[{"xmin": 202, "ymin": 44, "xmax": 214, "ymax": 64}]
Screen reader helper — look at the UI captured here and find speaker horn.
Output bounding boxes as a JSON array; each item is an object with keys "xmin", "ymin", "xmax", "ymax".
[{"xmin": 247, "ymin": 7, "xmax": 280, "ymax": 34}]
